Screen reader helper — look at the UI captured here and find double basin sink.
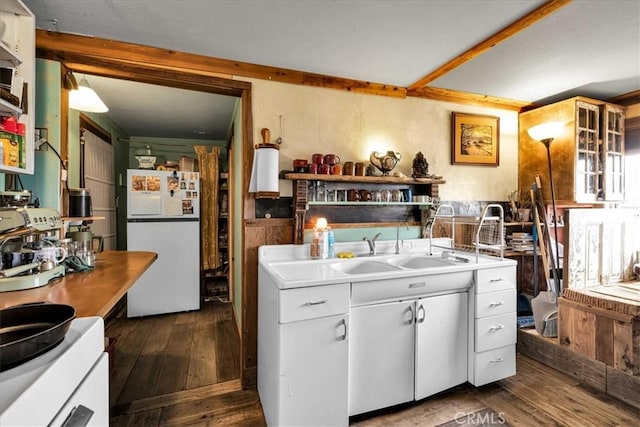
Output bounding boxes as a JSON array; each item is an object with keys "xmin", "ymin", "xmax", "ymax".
[{"xmin": 332, "ymin": 252, "xmax": 470, "ymax": 275}]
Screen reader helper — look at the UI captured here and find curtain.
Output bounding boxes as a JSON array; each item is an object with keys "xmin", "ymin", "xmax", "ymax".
[{"xmin": 195, "ymin": 146, "xmax": 220, "ymax": 270}]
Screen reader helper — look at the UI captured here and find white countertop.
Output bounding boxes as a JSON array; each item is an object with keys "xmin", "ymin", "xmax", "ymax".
[{"xmin": 259, "ymin": 239, "xmax": 516, "ymax": 289}]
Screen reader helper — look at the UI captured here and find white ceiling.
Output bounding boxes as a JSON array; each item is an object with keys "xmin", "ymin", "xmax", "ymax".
[{"xmin": 23, "ymin": 0, "xmax": 640, "ymax": 139}]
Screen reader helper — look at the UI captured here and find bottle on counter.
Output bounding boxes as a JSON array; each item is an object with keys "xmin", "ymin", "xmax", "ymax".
[
  {"xmin": 310, "ymin": 217, "xmax": 330, "ymax": 259},
  {"xmin": 327, "ymin": 227, "xmax": 335, "ymax": 258}
]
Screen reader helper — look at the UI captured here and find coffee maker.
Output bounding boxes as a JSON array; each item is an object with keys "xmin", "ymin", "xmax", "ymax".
[{"xmin": 0, "ymin": 207, "xmax": 66, "ymax": 292}]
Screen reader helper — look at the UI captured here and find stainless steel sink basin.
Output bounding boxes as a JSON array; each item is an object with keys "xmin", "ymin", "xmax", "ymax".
[
  {"xmin": 387, "ymin": 256, "xmax": 452, "ymax": 269},
  {"xmin": 332, "ymin": 260, "xmax": 401, "ymax": 274}
]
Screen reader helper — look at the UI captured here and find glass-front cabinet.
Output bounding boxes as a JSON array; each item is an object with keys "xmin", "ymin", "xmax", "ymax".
[
  {"xmin": 519, "ymin": 96, "xmax": 625, "ymax": 205},
  {"xmin": 602, "ymin": 104, "xmax": 625, "ymax": 201}
]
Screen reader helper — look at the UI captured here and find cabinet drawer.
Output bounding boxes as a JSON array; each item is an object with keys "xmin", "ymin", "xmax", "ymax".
[
  {"xmin": 475, "ymin": 289, "xmax": 516, "ymax": 318},
  {"xmin": 472, "ymin": 345, "xmax": 516, "ymax": 386},
  {"xmin": 351, "ymin": 272, "xmax": 473, "ymax": 306},
  {"xmin": 475, "ymin": 312, "xmax": 516, "ymax": 352},
  {"xmin": 475, "ymin": 266, "xmax": 516, "ymax": 294},
  {"xmin": 279, "ymin": 283, "xmax": 350, "ymax": 323}
]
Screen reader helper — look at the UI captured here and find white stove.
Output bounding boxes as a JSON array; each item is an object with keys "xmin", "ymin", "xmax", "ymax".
[{"xmin": 0, "ymin": 317, "xmax": 108, "ymax": 426}]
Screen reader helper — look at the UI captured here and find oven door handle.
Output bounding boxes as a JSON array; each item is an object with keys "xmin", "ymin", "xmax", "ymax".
[{"xmin": 61, "ymin": 404, "xmax": 94, "ymax": 427}]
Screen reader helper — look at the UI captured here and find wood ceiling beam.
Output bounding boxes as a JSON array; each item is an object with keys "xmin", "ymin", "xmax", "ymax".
[
  {"xmin": 407, "ymin": 0, "xmax": 573, "ymax": 91},
  {"xmin": 607, "ymin": 90, "xmax": 640, "ymax": 107},
  {"xmin": 407, "ymin": 87, "xmax": 532, "ymax": 112},
  {"xmin": 36, "ymin": 30, "xmax": 406, "ymax": 99}
]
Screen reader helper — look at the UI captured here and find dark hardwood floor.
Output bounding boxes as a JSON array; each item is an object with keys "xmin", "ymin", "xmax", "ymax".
[
  {"xmin": 106, "ymin": 300, "xmax": 262, "ymax": 426},
  {"xmin": 105, "ymin": 301, "xmax": 640, "ymax": 426}
]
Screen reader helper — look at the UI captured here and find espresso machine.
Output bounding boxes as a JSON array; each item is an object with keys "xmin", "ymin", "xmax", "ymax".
[{"xmin": 0, "ymin": 207, "xmax": 66, "ymax": 292}]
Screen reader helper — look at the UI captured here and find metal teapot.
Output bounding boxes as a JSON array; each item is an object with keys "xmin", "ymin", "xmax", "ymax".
[{"xmin": 370, "ymin": 151, "xmax": 401, "ymax": 176}]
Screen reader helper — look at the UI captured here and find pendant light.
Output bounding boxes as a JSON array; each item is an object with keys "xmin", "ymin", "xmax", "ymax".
[{"xmin": 68, "ymin": 74, "xmax": 108, "ymax": 113}]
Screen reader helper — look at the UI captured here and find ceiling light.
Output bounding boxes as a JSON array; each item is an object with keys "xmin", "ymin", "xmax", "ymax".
[{"xmin": 69, "ymin": 76, "xmax": 108, "ymax": 113}]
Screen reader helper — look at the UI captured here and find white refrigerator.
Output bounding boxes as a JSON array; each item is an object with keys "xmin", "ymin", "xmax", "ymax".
[{"xmin": 126, "ymin": 169, "xmax": 201, "ymax": 317}]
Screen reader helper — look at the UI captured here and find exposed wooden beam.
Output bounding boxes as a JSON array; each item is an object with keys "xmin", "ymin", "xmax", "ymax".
[
  {"xmin": 407, "ymin": 86, "xmax": 531, "ymax": 112},
  {"xmin": 407, "ymin": 0, "xmax": 573, "ymax": 91},
  {"xmin": 607, "ymin": 90, "xmax": 640, "ymax": 107},
  {"xmin": 36, "ymin": 30, "xmax": 406, "ymax": 99}
]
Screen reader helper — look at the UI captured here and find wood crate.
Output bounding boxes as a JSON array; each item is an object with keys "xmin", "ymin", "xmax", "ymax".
[{"xmin": 558, "ymin": 292, "xmax": 640, "ymax": 375}]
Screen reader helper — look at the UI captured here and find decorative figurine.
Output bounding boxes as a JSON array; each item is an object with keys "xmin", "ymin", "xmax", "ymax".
[
  {"xmin": 370, "ymin": 150, "xmax": 401, "ymax": 175},
  {"xmin": 412, "ymin": 151, "xmax": 429, "ymax": 178}
]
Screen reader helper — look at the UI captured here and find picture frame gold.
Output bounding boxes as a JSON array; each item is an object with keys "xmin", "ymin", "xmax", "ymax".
[{"xmin": 451, "ymin": 112, "xmax": 500, "ymax": 166}]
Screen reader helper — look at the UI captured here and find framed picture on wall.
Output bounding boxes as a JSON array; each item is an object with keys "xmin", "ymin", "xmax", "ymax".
[{"xmin": 451, "ymin": 112, "xmax": 500, "ymax": 166}]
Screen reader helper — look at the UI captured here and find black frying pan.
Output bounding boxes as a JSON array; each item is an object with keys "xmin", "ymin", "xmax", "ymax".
[{"xmin": 0, "ymin": 302, "xmax": 76, "ymax": 371}]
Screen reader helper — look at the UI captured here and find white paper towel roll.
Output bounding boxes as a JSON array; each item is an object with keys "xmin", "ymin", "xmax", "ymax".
[{"xmin": 249, "ymin": 146, "xmax": 279, "ymax": 193}]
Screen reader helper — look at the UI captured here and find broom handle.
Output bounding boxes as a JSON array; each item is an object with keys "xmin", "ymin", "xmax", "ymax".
[{"xmin": 531, "ymin": 189, "xmax": 551, "ymax": 288}]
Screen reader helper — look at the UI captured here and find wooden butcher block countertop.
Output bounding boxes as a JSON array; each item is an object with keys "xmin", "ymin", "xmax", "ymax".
[{"xmin": 0, "ymin": 250, "xmax": 157, "ymax": 317}]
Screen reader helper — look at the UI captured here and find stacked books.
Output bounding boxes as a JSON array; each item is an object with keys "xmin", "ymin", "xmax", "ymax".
[{"xmin": 507, "ymin": 232, "xmax": 534, "ymax": 252}]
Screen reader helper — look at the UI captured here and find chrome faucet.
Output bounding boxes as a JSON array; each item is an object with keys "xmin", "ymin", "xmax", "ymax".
[
  {"xmin": 363, "ymin": 233, "xmax": 382, "ymax": 255},
  {"xmin": 395, "ymin": 223, "xmax": 409, "ymax": 254}
]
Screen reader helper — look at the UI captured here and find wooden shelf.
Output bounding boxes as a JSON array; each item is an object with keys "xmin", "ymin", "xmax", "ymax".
[
  {"xmin": 283, "ymin": 172, "xmax": 445, "ymax": 185},
  {"xmin": 63, "ymin": 216, "xmax": 106, "ymax": 222},
  {"xmin": 308, "ymin": 201, "xmax": 432, "ymax": 207}
]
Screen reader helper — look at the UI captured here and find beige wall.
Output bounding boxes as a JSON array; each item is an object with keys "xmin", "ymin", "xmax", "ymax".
[{"xmin": 245, "ymin": 78, "xmax": 519, "ymax": 201}]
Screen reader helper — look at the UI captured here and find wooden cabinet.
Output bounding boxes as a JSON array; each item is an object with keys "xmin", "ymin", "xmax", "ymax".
[
  {"xmin": 284, "ymin": 173, "xmax": 445, "ymax": 243},
  {"xmin": 519, "ymin": 97, "xmax": 625, "ymax": 204},
  {"xmin": 0, "ymin": 0, "xmax": 34, "ymax": 174},
  {"xmin": 242, "ymin": 218, "xmax": 294, "ymax": 388}
]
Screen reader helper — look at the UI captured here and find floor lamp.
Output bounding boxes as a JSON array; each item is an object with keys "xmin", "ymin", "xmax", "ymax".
[{"xmin": 527, "ymin": 121, "xmax": 564, "ymax": 294}]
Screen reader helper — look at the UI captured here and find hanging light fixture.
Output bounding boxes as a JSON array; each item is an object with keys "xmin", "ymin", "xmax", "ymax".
[{"xmin": 68, "ymin": 74, "xmax": 108, "ymax": 113}]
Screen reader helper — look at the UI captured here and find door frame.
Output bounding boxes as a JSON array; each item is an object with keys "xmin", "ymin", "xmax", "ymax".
[{"xmin": 36, "ymin": 31, "xmax": 257, "ymax": 387}]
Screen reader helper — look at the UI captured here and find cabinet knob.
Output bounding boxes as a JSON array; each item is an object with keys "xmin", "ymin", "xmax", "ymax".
[
  {"xmin": 489, "ymin": 277, "xmax": 504, "ymax": 283},
  {"xmin": 489, "ymin": 301, "xmax": 505, "ymax": 307},
  {"xmin": 489, "ymin": 357, "xmax": 504, "ymax": 364},
  {"xmin": 489, "ymin": 324, "xmax": 505, "ymax": 332}
]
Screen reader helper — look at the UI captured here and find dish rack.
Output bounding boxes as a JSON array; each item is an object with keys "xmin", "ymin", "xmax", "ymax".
[{"xmin": 428, "ymin": 203, "xmax": 505, "ymax": 260}]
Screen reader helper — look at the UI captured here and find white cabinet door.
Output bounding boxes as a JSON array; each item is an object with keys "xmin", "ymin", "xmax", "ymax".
[
  {"xmin": 349, "ymin": 300, "xmax": 415, "ymax": 416},
  {"xmin": 415, "ymin": 292, "xmax": 468, "ymax": 400},
  {"xmin": 279, "ymin": 314, "xmax": 349, "ymax": 426}
]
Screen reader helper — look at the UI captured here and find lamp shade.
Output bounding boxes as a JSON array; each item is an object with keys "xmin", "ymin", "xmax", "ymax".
[
  {"xmin": 527, "ymin": 121, "xmax": 564, "ymax": 142},
  {"xmin": 69, "ymin": 77, "xmax": 108, "ymax": 113}
]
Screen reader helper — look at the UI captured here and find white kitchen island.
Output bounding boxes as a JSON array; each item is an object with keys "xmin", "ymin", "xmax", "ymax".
[{"xmin": 258, "ymin": 239, "xmax": 517, "ymax": 427}]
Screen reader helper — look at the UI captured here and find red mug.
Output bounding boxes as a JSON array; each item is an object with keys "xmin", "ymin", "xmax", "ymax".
[
  {"xmin": 307, "ymin": 163, "xmax": 318, "ymax": 174},
  {"xmin": 318, "ymin": 164, "xmax": 331, "ymax": 174},
  {"xmin": 323, "ymin": 154, "xmax": 341, "ymax": 166},
  {"xmin": 311, "ymin": 153, "xmax": 324, "ymax": 165}
]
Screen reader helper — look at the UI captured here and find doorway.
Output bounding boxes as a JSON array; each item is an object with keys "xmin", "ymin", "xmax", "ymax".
[
  {"xmin": 40, "ymin": 33, "xmax": 255, "ymax": 387},
  {"xmin": 79, "ymin": 115, "xmax": 116, "ymax": 250}
]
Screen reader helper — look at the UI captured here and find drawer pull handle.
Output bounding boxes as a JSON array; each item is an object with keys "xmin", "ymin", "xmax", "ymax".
[
  {"xmin": 489, "ymin": 301, "xmax": 504, "ymax": 307},
  {"xmin": 409, "ymin": 282, "xmax": 426, "ymax": 288},
  {"xmin": 489, "ymin": 324, "xmax": 505, "ymax": 332},
  {"xmin": 303, "ymin": 299, "xmax": 327, "ymax": 306},
  {"xmin": 490, "ymin": 357, "xmax": 504, "ymax": 364},
  {"xmin": 489, "ymin": 277, "xmax": 504, "ymax": 283}
]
